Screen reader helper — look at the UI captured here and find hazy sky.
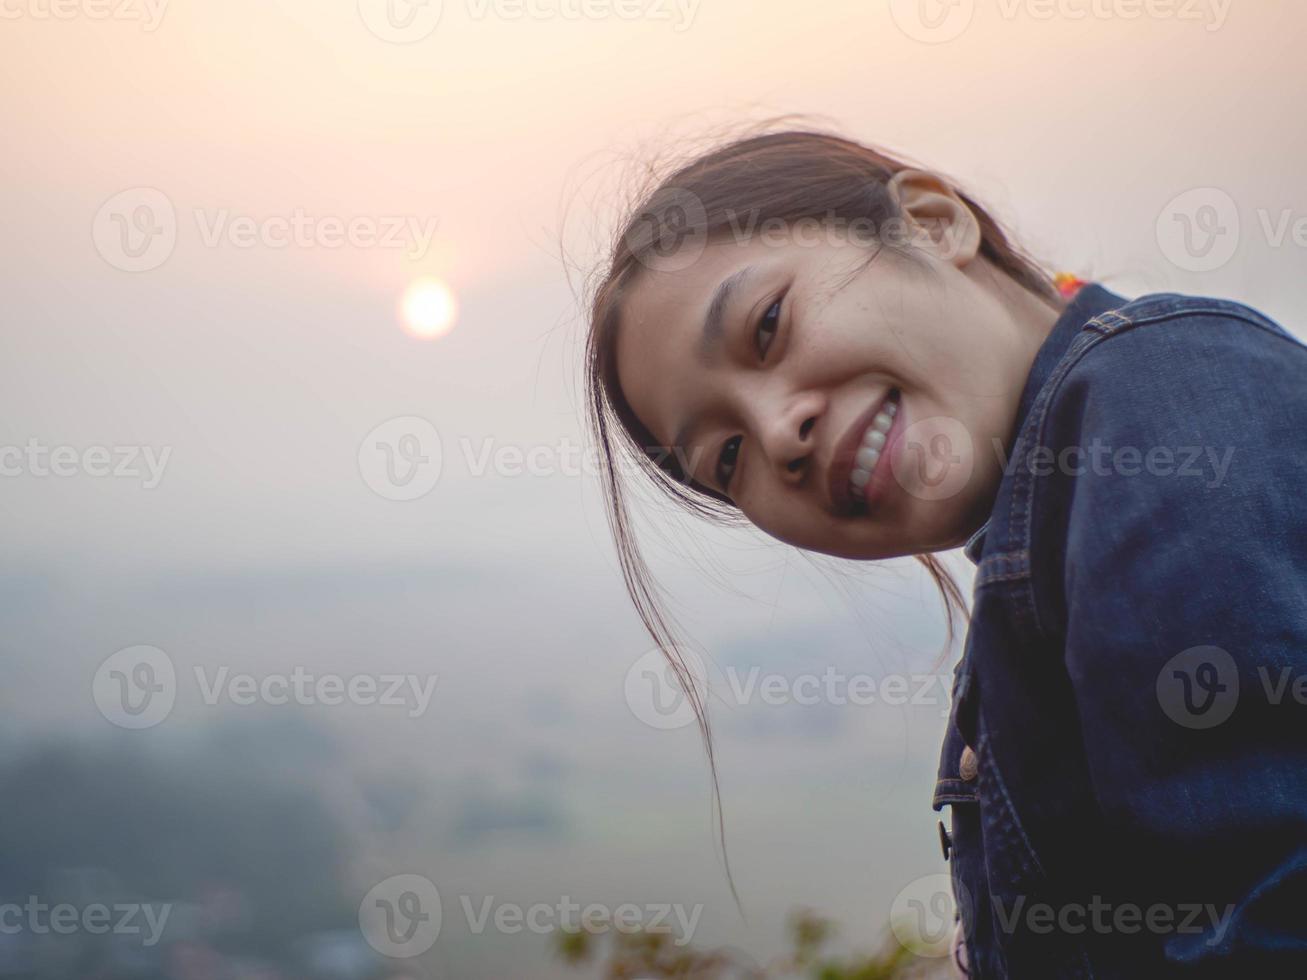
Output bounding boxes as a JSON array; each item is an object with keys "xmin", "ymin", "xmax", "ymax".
[{"xmin": 2, "ymin": 2, "xmax": 1304, "ymax": 976}]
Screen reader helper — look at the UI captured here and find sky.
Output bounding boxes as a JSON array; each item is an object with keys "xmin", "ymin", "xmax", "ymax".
[{"xmin": 2, "ymin": 1, "xmax": 1305, "ymax": 977}]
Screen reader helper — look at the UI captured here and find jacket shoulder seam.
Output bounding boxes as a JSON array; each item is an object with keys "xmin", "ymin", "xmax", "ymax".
[
  {"xmin": 1020, "ymin": 300, "xmax": 1298, "ymax": 641},
  {"xmin": 1083, "ymin": 297, "xmax": 1298, "ymax": 350}
]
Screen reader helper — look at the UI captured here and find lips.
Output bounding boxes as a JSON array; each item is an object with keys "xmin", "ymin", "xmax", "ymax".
[{"xmin": 828, "ymin": 388, "xmax": 900, "ymax": 516}]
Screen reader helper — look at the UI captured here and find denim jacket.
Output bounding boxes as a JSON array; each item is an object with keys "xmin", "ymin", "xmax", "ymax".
[{"xmin": 934, "ymin": 283, "xmax": 1307, "ymax": 978}]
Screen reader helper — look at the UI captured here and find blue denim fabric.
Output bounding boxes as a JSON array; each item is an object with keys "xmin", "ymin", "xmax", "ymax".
[{"xmin": 933, "ymin": 283, "xmax": 1307, "ymax": 978}]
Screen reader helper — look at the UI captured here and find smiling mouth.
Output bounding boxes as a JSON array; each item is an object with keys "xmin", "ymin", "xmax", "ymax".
[
  {"xmin": 849, "ymin": 389, "xmax": 900, "ymax": 502},
  {"xmin": 828, "ymin": 387, "xmax": 902, "ymax": 517}
]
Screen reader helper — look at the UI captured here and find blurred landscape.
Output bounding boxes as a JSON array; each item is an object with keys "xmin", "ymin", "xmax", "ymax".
[{"xmin": 2, "ymin": 0, "xmax": 1304, "ymax": 976}]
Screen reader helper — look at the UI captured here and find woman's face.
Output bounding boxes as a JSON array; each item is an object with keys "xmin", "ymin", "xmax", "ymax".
[{"xmin": 614, "ymin": 185, "xmax": 1059, "ymax": 560}]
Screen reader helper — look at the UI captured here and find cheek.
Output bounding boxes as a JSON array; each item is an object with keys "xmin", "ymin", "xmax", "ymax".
[
  {"xmin": 811, "ymin": 302, "xmax": 908, "ymax": 375},
  {"xmin": 737, "ymin": 486, "xmax": 829, "ymax": 549},
  {"xmin": 735, "ymin": 483, "xmax": 787, "ymax": 538}
]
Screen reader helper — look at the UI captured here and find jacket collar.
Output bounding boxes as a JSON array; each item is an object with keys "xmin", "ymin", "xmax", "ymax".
[{"xmin": 962, "ymin": 282, "xmax": 1130, "ymax": 566}]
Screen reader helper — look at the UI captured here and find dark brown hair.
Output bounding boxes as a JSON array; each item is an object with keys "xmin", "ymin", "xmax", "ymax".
[{"xmin": 582, "ymin": 122, "xmax": 1065, "ymax": 902}]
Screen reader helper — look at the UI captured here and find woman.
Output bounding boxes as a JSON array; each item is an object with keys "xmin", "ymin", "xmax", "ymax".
[{"xmin": 583, "ymin": 127, "xmax": 1307, "ymax": 977}]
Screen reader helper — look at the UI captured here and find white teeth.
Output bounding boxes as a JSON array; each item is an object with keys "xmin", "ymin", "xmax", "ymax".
[{"xmin": 848, "ymin": 394, "xmax": 898, "ymax": 500}]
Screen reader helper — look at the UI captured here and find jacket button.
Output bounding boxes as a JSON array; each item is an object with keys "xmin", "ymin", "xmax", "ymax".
[
  {"xmin": 938, "ymin": 819, "xmax": 952, "ymax": 862},
  {"xmin": 959, "ymin": 746, "xmax": 978, "ymax": 782}
]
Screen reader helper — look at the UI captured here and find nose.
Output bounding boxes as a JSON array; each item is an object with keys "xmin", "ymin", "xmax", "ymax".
[{"xmin": 755, "ymin": 388, "xmax": 824, "ymax": 484}]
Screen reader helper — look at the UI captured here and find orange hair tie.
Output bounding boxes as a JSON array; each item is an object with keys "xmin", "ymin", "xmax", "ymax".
[{"xmin": 1054, "ymin": 272, "xmax": 1087, "ymax": 299}]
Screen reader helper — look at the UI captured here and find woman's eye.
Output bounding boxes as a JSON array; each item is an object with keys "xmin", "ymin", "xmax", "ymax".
[
  {"xmin": 713, "ymin": 297, "xmax": 781, "ymax": 492},
  {"xmin": 716, "ymin": 435, "xmax": 742, "ymax": 491},
  {"xmin": 755, "ymin": 299, "xmax": 782, "ymax": 359}
]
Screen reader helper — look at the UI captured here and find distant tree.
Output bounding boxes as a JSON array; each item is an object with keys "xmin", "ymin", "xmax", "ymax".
[
  {"xmin": 554, "ymin": 907, "xmax": 951, "ymax": 979},
  {"xmin": 0, "ymin": 715, "xmax": 358, "ymax": 960}
]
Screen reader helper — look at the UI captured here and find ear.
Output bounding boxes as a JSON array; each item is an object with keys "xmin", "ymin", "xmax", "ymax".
[{"xmin": 885, "ymin": 169, "xmax": 983, "ymax": 268}]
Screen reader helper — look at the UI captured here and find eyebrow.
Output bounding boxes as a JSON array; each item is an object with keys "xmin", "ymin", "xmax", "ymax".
[{"xmin": 670, "ymin": 264, "xmax": 756, "ymax": 460}]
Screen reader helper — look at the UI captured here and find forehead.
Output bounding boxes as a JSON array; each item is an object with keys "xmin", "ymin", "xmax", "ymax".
[{"xmin": 615, "ymin": 241, "xmax": 766, "ymax": 448}]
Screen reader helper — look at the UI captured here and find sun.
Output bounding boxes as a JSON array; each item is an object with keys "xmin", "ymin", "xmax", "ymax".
[{"xmin": 400, "ymin": 278, "xmax": 457, "ymax": 339}]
